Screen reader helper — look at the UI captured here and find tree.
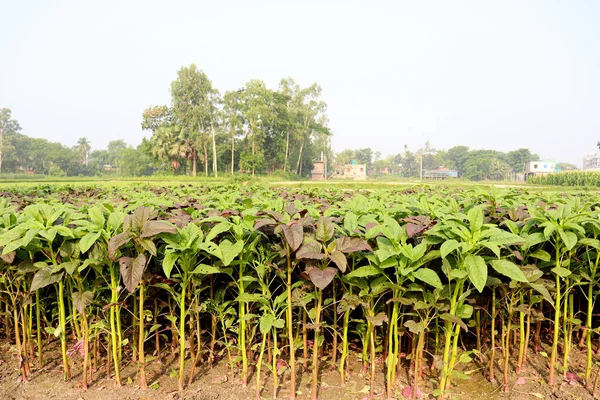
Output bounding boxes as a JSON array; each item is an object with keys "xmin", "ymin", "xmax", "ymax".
[
  {"xmin": 119, "ymin": 145, "xmax": 152, "ymax": 176},
  {"xmin": 239, "ymin": 80, "xmax": 274, "ymax": 176},
  {"xmin": 556, "ymin": 162, "xmax": 577, "ymax": 171},
  {"xmin": 0, "ymin": 108, "xmax": 21, "ymax": 175},
  {"xmin": 354, "ymin": 148, "xmax": 373, "ymax": 174},
  {"xmin": 293, "ymin": 84, "xmax": 327, "ymax": 176},
  {"xmin": 170, "ymin": 64, "xmax": 220, "ymax": 177},
  {"xmin": 444, "ymin": 146, "xmax": 470, "ymax": 176},
  {"xmin": 107, "ymin": 140, "xmax": 128, "ymax": 167},
  {"xmin": 75, "ymin": 137, "xmax": 92, "ymax": 167},
  {"xmin": 222, "ymin": 90, "xmax": 244, "ymax": 174},
  {"xmin": 335, "ymin": 149, "xmax": 355, "ymax": 167},
  {"xmin": 506, "ymin": 148, "xmax": 539, "ymax": 173},
  {"xmin": 398, "ymin": 145, "xmax": 419, "ymax": 178}
]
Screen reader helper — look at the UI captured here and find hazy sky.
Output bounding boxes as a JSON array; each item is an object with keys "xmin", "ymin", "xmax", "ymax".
[{"xmin": 2, "ymin": 1, "xmax": 599, "ymax": 166}]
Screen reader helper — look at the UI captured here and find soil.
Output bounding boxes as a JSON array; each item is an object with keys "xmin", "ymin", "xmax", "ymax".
[{"xmin": 0, "ymin": 339, "xmax": 596, "ymax": 400}]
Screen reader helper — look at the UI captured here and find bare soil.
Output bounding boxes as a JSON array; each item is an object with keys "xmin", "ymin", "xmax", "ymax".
[{"xmin": 0, "ymin": 339, "xmax": 595, "ymax": 399}]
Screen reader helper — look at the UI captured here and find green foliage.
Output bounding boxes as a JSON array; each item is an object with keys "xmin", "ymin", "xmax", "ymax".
[{"xmin": 530, "ymin": 171, "xmax": 600, "ymax": 187}]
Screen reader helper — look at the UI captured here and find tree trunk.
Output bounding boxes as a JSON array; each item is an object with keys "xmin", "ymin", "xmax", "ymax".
[
  {"xmin": 192, "ymin": 149, "xmax": 197, "ymax": 177},
  {"xmin": 0, "ymin": 127, "xmax": 3, "ymax": 175},
  {"xmin": 211, "ymin": 125, "xmax": 218, "ymax": 178},
  {"xmin": 251, "ymin": 130, "xmax": 255, "ymax": 177},
  {"xmin": 204, "ymin": 142, "xmax": 208, "ymax": 176},
  {"xmin": 296, "ymin": 139, "xmax": 304, "ymax": 176},
  {"xmin": 231, "ymin": 129, "xmax": 235, "ymax": 175},
  {"xmin": 284, "ymin": 129, "xmax": 290, "ymax": 172}
]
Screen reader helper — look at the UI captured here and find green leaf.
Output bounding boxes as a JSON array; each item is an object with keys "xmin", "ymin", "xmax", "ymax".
[
  {"xmin": 404, "ymin": 320, "xmax": 425, "ymax": 334},
  {"xmin": 441, "ymin": 240, "xmax": 460, "ymax": 259},
  {"xmin": 316, "ymin": 216, "xmax": 334, "ymax": 243},
  {"xmin": 79, "ymin": 231, "xmax": 101, "ymax": 254},
  {"xmin": 524, "ymin": 232, "xmax": 546, "ymax": 249},
  {"xmin": 89, "ymin": 207, "xmax": 105, "ymax": 227},
  {"xmin": 440, "ymin": 313, "xmax": 468, "ymax": 331},
  {"xmin": 191, "ymin": 263, "xmax": 221, "ymax": 275},
  {"xmin": 30, "ymin": 269, "xmax": 63, "ymax": 292},
  {"xmin": 528, "ymin": 282, "xmax": 553, "ymax": 304},
  {"xmin": 467, "ymin": 207, "xmax": 483, "ymax": 232},
  {"xmin": 580, "ymin": 238, "xmax": 600, "ymax": 250},
  {"xmin": 343, "ymin": 212, "xmax": 358, "ymax": 233},
  {"xmin": 205, "ymin": 221, "xmax": 231, "ymax": 242},
  {"xmin": 465, "ymin": 255, "xmax": 487, "ymax": 293},
  {"xmin": 413, "ymin": 268, "xmax": 443, "ymax": 289},
  {"xmin": 456, "ymin": 304, "xmax": 473, "ymax": 319},
  {"xmin": 346, "ymin": 265, "xmax": 380, "ymax": 279},
  {"xmin": 259, "ymin": 314, "xmax": 275, "ymax": 335},
  {"xmin": 490, "ymin": 260, "xmax": 528, "ymax": 283},
  {"xmin": 529, "ymin": 249, "xmax": 551, "ymax": 262},
  {"xmin": 558, "ymin": 229, "xmax": 577, "ymax": 251},
  {"xmin": 551, "ymin": 266, "xmax": 571, "ymax": 278},
  {"xmin": 237, "ymin": 293, "xmax": 264, "ymax": 303},
  {"xmin": 162, "ymin": 252, "xmax": 178, "ymax": 279},
  {"xmin": 219, "ymin": 240, "xmax": 244, "ymax": 266}
]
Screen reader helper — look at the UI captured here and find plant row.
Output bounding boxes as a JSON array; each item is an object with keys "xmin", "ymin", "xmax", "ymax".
[{"xmin": 1, "ymin": 185, "xmax": 600, "ymax": 399}]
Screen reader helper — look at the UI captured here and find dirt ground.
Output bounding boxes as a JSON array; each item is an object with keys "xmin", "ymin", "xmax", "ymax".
[{"xmin": 0, "ymin": 339, "xmax": 595, "ymax": 400}]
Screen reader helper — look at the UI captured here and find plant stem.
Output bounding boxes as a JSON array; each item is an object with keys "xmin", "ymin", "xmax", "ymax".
[
  {"xmin": 273, "ymin": 328, "xmax": 279, "ymax": 400},
  {"xmin": 138, "ymin": 283, "xmax": 147, "ymax": 389},
  {"xmin": 489, "ymin": 287, "xmax": 496, "ymax": 383},
  {"xmin": 35, "ymin": 290, "xmax": 43, "ymax": 368},
  {"xmin": 109, "ymin": 264, "xmax": 121, "ymax": 386},
  {"xmin": 178, "ymin": 277, "xmax": 187, "ymax": 391},
  {"xmin": 339, "ymin": 285, "xmax": 351, "ymax": 385},
  {"xmin": 58, "ymin": 280, "xmax": 71, "ymax": 381},
  {"xmin": 286, "ymin": 244, "xmax": 296, "ymax": 400},
  {"xmin": 311, "ymin": 288, "xmax": 322, "ymax": 400},
  {"xmin": 549, "ymin": 247, "xmax": 561, "ymax": 386},
  {"xmin": 256, "ymin": 331, "xmax": 268, "ymax": 400}
]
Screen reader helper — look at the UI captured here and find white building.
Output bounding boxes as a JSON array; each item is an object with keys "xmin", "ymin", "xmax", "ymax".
[
  {"xmin": 583, "ymin": 153, "xmax": 600, "ymax": 171},
  {"xmin": 524, "ymin": 160, "xmax": 557, "ymax": 179},
  {"xmin": 332, "ymin": 164, "xmax": 367, "ymax": 180}
]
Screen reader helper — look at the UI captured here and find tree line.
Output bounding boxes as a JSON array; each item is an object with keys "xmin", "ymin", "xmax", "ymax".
[
  {"xmin": 141, "ymin": 64, "xmax": 331, "ymax": 178},
  {"xmin": 337, "ymin": 143, "xmax": 577, "ymax": 180},
  {"xmin": 0, "ymin": 63, "xmax": 578, "ymax": 179}
]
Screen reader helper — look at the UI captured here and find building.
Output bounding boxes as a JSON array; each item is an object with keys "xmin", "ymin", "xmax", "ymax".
[
  {"xmin": 583, "ymin": 153, "xmax": 600, "ymax": 171},
  {"xmin": 311, "ymin": 160, "xmax": 325, "ymax": 180},
  {"xmin": 524, "ymin": 160, "xmax": 557, "ymax": 180},
  {"xmin": 422, "ymin": 167, "xmax": 458, "ymax": 179},
  {"xmin": 332, "ymin": 164, "xmax": 367, "ymax": 180}
]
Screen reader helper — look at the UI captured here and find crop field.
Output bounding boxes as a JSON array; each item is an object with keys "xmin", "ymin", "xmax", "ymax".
[{"xmin": 0, "ymin": 181, "xmax": 600, "ymax": 399}]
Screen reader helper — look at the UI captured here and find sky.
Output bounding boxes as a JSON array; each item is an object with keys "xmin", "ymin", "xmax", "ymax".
[{"xmin": 1, "ymin": 0, "xmax": 599, "ymax": 166}]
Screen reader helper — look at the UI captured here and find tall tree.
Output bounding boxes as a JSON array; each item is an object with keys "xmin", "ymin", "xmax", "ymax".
[
  {"xmin": 239, "ymin": 80, "xmax": 274, "ymax": 176},
  {"xmin": 222, "ymin": 90, "xmax": 244, "ymax": 174},
  {"xmin": 0, "ymin": 108, "xmax": 21, "ymax": 175},
  {"xmin": 170, "ymin": 64, "xmax": 220, "ymax": 177},
  {"xmin": 294, "ymin": 84, "xmax": 327, "ymax": 176},
  {"xmin": 75, "ymin": 137, "xmax": 91, "ymax": 166}
]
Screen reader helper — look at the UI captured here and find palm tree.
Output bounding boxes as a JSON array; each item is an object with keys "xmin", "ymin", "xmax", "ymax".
[{"xmin": 75, "ymin": 137, "xmax": 91, "ymax": 167}]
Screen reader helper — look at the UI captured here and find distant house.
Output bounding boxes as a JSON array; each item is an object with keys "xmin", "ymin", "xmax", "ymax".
[
  {"xmin": 583, "ymin": 153, "xmax": 600, "ymax": 171},
  {"xmin": 524, "ymin": 160, "xmax": 557, "ymax": 180},
  {"xmin": 332, "ymin": 164, "xmax": 367, "ymax": 180},
  {"xmin": 311, "ymin": 160, "xmax": 326, "ymax": 180},
  {"xmin": 422, "ymin": 167, "xmax": 458, "ymax": 180}
]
